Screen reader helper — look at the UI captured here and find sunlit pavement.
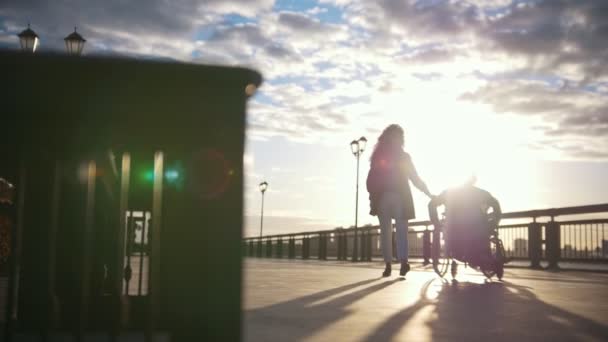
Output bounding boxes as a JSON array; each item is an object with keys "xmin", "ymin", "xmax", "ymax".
[{"xmin": 243, "ymin": 259, "xmax": 608, "ymax": 342}]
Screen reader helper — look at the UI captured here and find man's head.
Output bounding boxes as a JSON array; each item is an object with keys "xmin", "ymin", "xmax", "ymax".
[{"xmin": 464, "ymin": 174, "xmax": 477, "ymax": 187}]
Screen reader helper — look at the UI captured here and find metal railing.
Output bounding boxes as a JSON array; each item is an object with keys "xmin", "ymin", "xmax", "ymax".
[{"xmin": 243, "ymin": 204, "xmax": 608, "ymax": 269}]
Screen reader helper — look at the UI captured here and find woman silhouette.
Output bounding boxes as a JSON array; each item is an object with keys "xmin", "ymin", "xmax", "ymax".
[{"xmin": 367, "ymin": 124, "xmax": 433, "ymax": 277}]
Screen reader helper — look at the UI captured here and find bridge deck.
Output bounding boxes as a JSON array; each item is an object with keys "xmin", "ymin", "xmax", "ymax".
[{"xmin": 243, "ymin": 259, "xmax": 608, "ymax": 342}]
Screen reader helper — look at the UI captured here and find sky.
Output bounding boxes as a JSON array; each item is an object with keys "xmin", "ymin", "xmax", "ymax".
[{"xmin": 1, "ymin": 0, "xmax": 607, "ymax": 237}]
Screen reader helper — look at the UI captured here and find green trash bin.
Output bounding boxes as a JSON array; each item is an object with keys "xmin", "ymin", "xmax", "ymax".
[{"xmin": 1, "ymin": 51, "xmax": 262, "ymax": 341}]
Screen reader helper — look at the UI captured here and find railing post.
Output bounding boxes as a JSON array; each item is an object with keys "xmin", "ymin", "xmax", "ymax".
[
  {"xmin": 342, "ymin": 233, "xmax": 346, "ymax": 260},
  {"xmin": 361, "ymin": 230, "xmax": 367, "ymax": 261},
  {"xmin": 308, "ymin": 236, "xmax": 311, "ymax": 259},
  {"xmin": 325, "ymin": 233, "xmax": 330, "ymax": 260},
  {"xmin": 337, "ymin": 233, "xmax": 343, "ymax": 260},
  {"xmin": 366, "ymin": 231, "xmax": 371, "ymax": 261},
  {"xmin": 345, "ymin": 233, "xmax": 349, "ymax": 261},
  {"xmin": 266, "ymin": 239, "xmax": 273, "ymax": 258},
  {"xmin": 343, "ymin": 233, "xmax": 347, "ymax": 260},
  {"xmin": 361, "ymin": 229, "xmax": 369, "ymax": 261},
  {"xmin": 324, "ymin": 233, "xmax": 328, "ymax": 260},
  {"xmin": 303, "ymin": 236, "xmax": 310, "ymax": 259},
  {"xmin": 368, "ymin": 228, "xmax": 373, "ymax": 261},
  {"xmin": 288, "ymin": 237, "xmax": 296, "ymax": 259},
  {"xmin": 528, "ymin": 221, "xmax": 542, "ymax": 269},
  {"xmin": 360, "ymin": 231, "xmax": 365, "ymax": 261},
  {"xmin": 248, "ymin": 240, "xmax": 254, "ymax": 257},
  {"xmin": 319, "ymin": 233, "xmax": 326, "ymax": 260},
  {"xmin": 338, "ymin": 234, "xmax": 343, "ymax": 260},
  {"xmin": 256, "ymin": 239, "xmax": 262, "ymax": 258},
  {"xmin": 423, "ymin": 227, "xmax": 431, "ymax": 265},
  {"xmin": 546, "ymin": 219, "xmax": 561, "ymax": 270},
  {"xmin": 358, "ymin": 232, "xmax": 363, "ymax": 261},
  {"xmin": 277, "ymin": 238, "xmax": 283, "ymax": 258}
]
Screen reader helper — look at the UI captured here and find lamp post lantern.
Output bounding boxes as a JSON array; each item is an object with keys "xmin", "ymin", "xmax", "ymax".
[
  {"xmin": 64, "ymin": 27, "xmax": 86, "ymax": 56},
  {"xmin": 259, "ymin": 181, "xmax": 268, "ymax": 238},
  {"xmin": 17, "ymin": 24, "xmax": 39, "ymax": 53},
  {"xmin": 350, "ymin": 136, "xmax": 367, "ymax": 261}
]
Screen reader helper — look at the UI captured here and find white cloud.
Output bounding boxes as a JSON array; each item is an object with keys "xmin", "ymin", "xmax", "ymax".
[{"xmin": 307, "ymin": 6, "xmax": 329, "ymax": 15}]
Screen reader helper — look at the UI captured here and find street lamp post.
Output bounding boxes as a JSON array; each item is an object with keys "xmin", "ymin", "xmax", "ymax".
[
  {"xmin": 350, "ymin": 136, "xmax": 367, "ymax": 261},
  {"xmin": 64, "ymin": 27, "xmax": 86, "ymax": 56},
  {"xmin": 17, "ymin": 24, "xmax": 39, "ymax": 53},
  {"xmin": 259, "ymin": 181, "xmax": 268, "ymax": 238}
]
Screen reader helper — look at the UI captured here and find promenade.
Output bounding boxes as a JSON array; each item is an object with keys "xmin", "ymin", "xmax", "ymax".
[{"xmin": 243, "ymin": 259, "xmax": 608, "ymax": 342}]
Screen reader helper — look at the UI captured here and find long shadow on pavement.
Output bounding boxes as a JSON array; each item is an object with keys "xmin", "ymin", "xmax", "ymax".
[
  {"xmin": 245, "ymin": 277, "xmax": 401, "ymax": 341},
  {"xmin": 363, "ymin": 279, "xmax": 608, "ymax": 341}
]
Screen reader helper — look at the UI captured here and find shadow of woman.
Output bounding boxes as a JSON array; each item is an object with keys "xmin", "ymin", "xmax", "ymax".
[
  {"xmin": 245, "ymin": 277, "xmax": 402, "ymax": 341},
  {"xmin": 363, "ymin": 279, "xmax": 608, "ymax": 342}
]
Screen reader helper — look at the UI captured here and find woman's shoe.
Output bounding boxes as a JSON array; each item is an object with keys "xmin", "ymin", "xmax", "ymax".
[
  {"xmin": 382, "ymin": 263, "xmax": 392, "ymax": 277},
  {"xmin": 400, "ymin": 262, "xmax": 410, "ymax": 276}
]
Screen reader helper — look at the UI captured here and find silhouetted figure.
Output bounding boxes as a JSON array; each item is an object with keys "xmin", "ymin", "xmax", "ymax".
[
  {"xmin": 366, "ymin": 124, "xmax": 433, "ymax": 277},
  {"xmin": 428, "ymin": 175, "xmax": 502, "ymax": 275}
]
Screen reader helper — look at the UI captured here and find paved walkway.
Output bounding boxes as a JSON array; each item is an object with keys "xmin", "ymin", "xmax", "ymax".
[{"xmin": 243, "ymin": 259, "xmax": 608, "ymax": 342}]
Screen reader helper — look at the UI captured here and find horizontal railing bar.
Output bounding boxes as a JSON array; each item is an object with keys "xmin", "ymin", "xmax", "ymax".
[
  {"xmin": 244, "ymin": 203, "xmax": 608, "ymax": 240},
  {"xmin": 244, "ymin": 223, "xmax": 433, "ymax": 240},
  {"xmin": 556, "ymin": 219, "xmax": 608, "ymax": 225},
  {"xmin": 501, "ymin": 203, "xmax": 608, "ymax": 219},
  {"xmin": 498, "ymin": 224, "xmax": 532, "ymax": 229}
]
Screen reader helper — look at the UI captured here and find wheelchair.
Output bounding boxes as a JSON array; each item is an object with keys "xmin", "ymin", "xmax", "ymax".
[{"xmin": 431, "ymin": 218, "xmax": 507, "ymax": 280}]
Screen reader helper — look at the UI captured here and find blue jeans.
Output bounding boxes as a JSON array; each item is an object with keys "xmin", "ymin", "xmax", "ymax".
[{"xmin": 377, "ymin": 192, "xmax": 409, "ymax": 263}]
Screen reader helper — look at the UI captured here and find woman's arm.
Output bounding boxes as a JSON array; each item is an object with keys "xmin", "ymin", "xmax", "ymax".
[
  {"xmin": 428, "ymin": 191, "xmax": 446, "ymax": 227},
  {"xmin": 404, "ymin": 154, "xmax": 432, "ymax": 198},
  {"xmin": 487, "ymin": 193, "xmax": 502, "ymax": 229}
]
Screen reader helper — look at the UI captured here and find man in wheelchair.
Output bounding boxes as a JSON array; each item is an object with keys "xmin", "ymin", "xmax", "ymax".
[{"xmin": 428, "ymin": 175, "xmax": 502, "ymax": 276}]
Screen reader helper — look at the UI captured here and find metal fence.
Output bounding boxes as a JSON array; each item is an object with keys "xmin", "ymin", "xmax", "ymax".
[{"xmin": 243, "ymin": 204, "xmax": 608, "ymax": 269}]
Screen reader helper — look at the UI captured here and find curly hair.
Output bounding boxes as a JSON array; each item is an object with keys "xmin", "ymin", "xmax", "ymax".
[{"xmin": 370, "ymin": 124, "xmax": 404, "ymax": 163}]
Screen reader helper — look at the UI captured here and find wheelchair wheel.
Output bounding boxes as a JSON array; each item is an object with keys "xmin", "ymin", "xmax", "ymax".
[
  {"xmin": 482, "ymin": 236, "xmax": 506, "ymax": 280},
  {"xmin": 432, "ymin": 228, "xmax": 451, "ymax": 278}
]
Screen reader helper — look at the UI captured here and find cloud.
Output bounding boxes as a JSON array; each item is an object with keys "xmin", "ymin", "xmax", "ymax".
[
  {"xmin": 264, "ymin": 43, "xmax": 297, "ymax": 59},
  {"xmin": 460, "ymin": 80, "xmax": 574, "ymax": 115},
  {"xmin": 2, "ymin": 0, "xmax": 607, "ymax": 160},
  {"xmin": 268, "ymin": 10, "xmax": 349, "ymax": 49},
  {"xmin": 343, "ymin": 0, "xmax": 482, "ymax": 46},
  {"xmin": 483, "ymin": 0, "xmax": 608, "ymax": 81},
  {"xmin": 460, "ymin": 78, "xmax": 605, "ymax": 116},
  {"xmin": 461, "ymin": 78, "xmax": 608, "ymax": 160},
  {"xmin": 247, "ymin": 93, "xmax": 352, "ymax": 142},
  {"xmin": 0, "ymin": 0, "xmax": 274, "ymax": 57},
  {"xmin": 339, "ymin": 0, "xmax": 608, "ymax": 81},
  {"xmin": 278, "ymin": 11, "xmax": 328, "ymax": 33},
  {"xmin": 398, "ymin": 46, "xmax": 456, "ymax": 64}
]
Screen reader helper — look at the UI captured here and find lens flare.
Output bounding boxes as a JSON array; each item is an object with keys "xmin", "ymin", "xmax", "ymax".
[
  {"xmin": 165, "ymin": 169, "xmax": 179, "ymax": 181},
  {"xmin": 186, "ymin": 148, "xmax": 233, "ymax": 199}
]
